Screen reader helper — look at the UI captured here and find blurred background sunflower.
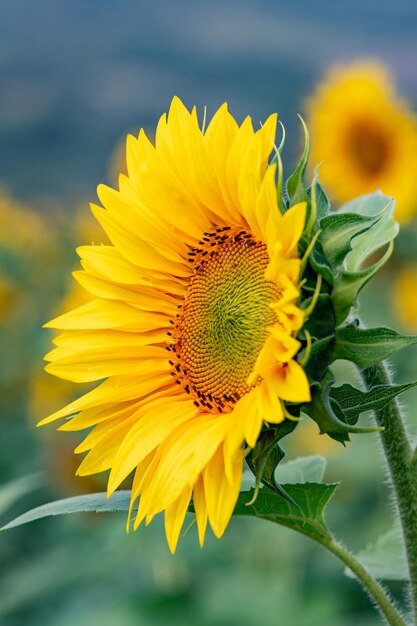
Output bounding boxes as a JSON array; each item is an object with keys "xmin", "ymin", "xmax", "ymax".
[
  {"xmin": 306, "ymin": 61, "xmax": 417, "ymax": 222},
  {"xmin": 1, "ymin": 1, "xmax": 417, "ymax": 625}
]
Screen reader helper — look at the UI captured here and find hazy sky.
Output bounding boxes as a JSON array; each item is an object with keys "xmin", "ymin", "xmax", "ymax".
[{"xmin": 1, "ymin": 0, "xmax": 416, "ymax": 203}]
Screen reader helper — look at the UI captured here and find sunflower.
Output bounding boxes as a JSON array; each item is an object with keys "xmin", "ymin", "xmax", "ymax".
[
  {"xmin": 40, "ymin": 97, "xmax": 311, "ymax": 552},
  {"xmin": 306, "ymin": 61, "xmax": 417, "ymax": 221}
]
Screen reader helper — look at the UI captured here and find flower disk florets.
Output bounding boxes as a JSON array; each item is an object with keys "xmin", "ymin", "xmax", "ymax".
[{"xmin": 169, "ymin": 228, "xmax": 280, "ymax": 413}]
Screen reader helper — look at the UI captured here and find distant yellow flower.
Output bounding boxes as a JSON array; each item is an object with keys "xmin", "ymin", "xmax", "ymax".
[
  {"xmin": 0, "ymin": 272, "xmax": 16, "ymax": 323},
  {"xmin": 393, "ymin": 265, "xmax": 417, "ymax": 330},
  {"xmin": 73, "ymin": 206, "xmax": 109, "ymax": 247},
  {"xmin": 40, "ymin": 97, "xmax": 310, "ymax": 552},
  {"xmin": 0, "ymin": 187, "xmax": 54, "ymax": 251},
  {"xmin": 29, "ymin": 371, "xmax": 77, "ymax": 423},
  {"xmin": 285, "ymin": 419, "xmax": 341, "ymax": 458},
  {"xmin": 306, "ymin": 61, "xmax": 417, "ymax": 221},
  {"xmin": 29, "ymin": 283, "xmax": 91, "ymax": 420}
]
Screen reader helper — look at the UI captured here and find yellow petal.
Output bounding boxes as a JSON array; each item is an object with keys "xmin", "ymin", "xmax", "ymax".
[
  {"xmin": 52, "ymin": 329, "xmax": 168, "ymax": 352},
  {"xmin": 143, "ymin": 415, "xmax": 229, "ymax": 514},
  {"xmin": 279, "ymin": 202, "xmax": 307, "ymax": 257},
  {"xmin": 78, "ymin": 245, "xmax": 187, "ymax": 296},
  {"xmin": 164, "ymin": 485, "xmax": 193, "ymax": 553},
  {"xmin": 256, "ymin": 381, "xmax": 285, "ymax": 425},
  {"xmin": 193, "ymin": 474, "xmax": 208, "ymax": 547},
  {"xmin": 60, "ymin": 399, "xmax": 143, "ymax": 434},
  {"xmin": 108, "ymin": 397, "xmax": 198, "ymax": 494},
  {"xmin": 91, "ymin": 204, "xmax": 190, "ymax": 277},
  {"xmin": 273, "ymin": 359, "xmax": 311, "ymax": 403},
  {"xmin": 38, "ymin": 373, "xmax": 171, "ymax": 426},
  {"xmin": 204, "ymin": 445, "xmax": 243, "ymax": 538},
  {"xmin": 45, "ymin": 346, "xmax": 170, "ymax": 383},
  {"xmin": 72, "ymin": 270, "xmax": 178, "ymax": 315},
  {"xmin": 45, "ymin": 299, "xmax": 170, "ymax": 331}
]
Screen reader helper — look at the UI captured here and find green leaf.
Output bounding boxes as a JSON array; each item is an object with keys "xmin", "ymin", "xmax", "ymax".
[
  {"xmin": 0, "ymin": 473, "xmax": 44, "ymax": 517},
  {"xmin": 333, "ymin": 324, "xmax": 417, "ymax": 368},
  {"xmin": 339, "ymin": 192, "xmax": 398, "ymax": 273},
  {"xmin": 319, "ymin": 213, "xmax": 376, "ymax": 268},
  {"xmin": 346, "ymin": 204, "xmax": 397, "ymax": 273},
  {"xmin": 286, "ymin": 116, "xmax": 310, "ymax": 206},
  {"xmin": 350, "ymin": 522, "xmax": 407, "ymax": 581},
  {"xmin": 1, "ymin": 491, "xmax": 131, "ymax": 530},
  {"xmin": 330, "ymin": 382, "xmax": 417, "ymax": 422},
  {"xmin": 317, "ymin": 193, "xmax": 398, "ymax": 324},
  {"xmin": 303, "ymin": 372, "xmax": 382, "ymax": 443},
  {"xmin": 331, "ymin": 239, "xmax": 394, "ymax": 324},
  {"xmin": 234, "ymin": 482, "xmax": 338, "ymax": 542},
  {"xmin": 339, "ymin": 191, "xmax": 394, "ymax": 216},
  {"xmin": 276, "ymin": 455, "xmax": 327, "ymax": 485}
]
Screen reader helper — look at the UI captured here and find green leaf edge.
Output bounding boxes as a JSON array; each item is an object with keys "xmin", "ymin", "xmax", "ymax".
[{"xmin": 1, "ymin": 491, "xmax": 132, "ymax": 530}]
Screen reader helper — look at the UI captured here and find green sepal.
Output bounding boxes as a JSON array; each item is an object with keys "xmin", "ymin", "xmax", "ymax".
[
  {"xmin": 302, "ymin": 335, "xmax": 335, "ymax": 385},
  {"xmin": 303, "ymin": 293, "xmax": 335, "ymax": 340},
  {"xmin": 272, "ymin": 121, "xmax": 286, "ymax": 213},
  {"xmin": 339, "ymin": 192, "xmax": 398, "ymax": 273},
  {"xmin": 234, "ymin": 482, "xmax": 338, "ymax": 543},
  {"xmin": 319, "ymin": 213, "xmax": 377, "ymax": 268},
  {"xmin": 245, "ymin": 422, "xmax": 300, "ymax": 509},
  {"xmin": 310, "ymin": 168, "xmax": 331, "ymax": 223},
  {"xmin": 299, "ymin": 291, "xmax": 336, "ymax": 389},
  {"xmin": 310, "ymin": 192, "xmax": 398, "ymax": 324},
  {"xmin": 285, "ymin": 116, "xmax": 310, "ymax": 206},
  {"xmin": 276, "ymin": 149, "xmax": 285, "ymax": 213},
  {"xmin": 319, "ymin": 192, "xmax": 397, "ymax": 274},
  {"xmin": 330, "ymin": 381, "xmax": 417, "ymax": 422},
  {"xmin": 309, "ymin": 239, "xmax": 334, "ymax": 286},
  {"xmin": 303, "ymin": 372, "xmax": 382, "ymax": 443},
  {"xmin": 331, "ymin": 239, "xmax": 394, "ymax": 325},
  {"xmin": 332, "ymin": 323, "xmax": 417, "ymax": 368}
]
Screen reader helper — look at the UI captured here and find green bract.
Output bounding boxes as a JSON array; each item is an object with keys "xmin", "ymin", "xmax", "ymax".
[
  {"xmin": 249, "ymin": 122, "xmax": 413, "ymax": 488},
  {"xmin": 287, "ymin": 130, "xmax": 403, "ymax": 439}
]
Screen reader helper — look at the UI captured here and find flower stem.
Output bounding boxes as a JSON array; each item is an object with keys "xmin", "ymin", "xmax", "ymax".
[
  {"xmin": 362, "ymin": 362, "xmax": 417, "ymax": 624},
  {"xmin": 317, "ymin": 535, "xmax": 407, "ymax": 626}
]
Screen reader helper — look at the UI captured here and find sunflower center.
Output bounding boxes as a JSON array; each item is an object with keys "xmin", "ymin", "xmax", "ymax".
[
  {"xmin": 168, "ymin": 228, "xmax": 279, "ymax": 413},
  {"xmin": 348, "ymin": 120, "xmax": 391, "ymax": 176}
]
